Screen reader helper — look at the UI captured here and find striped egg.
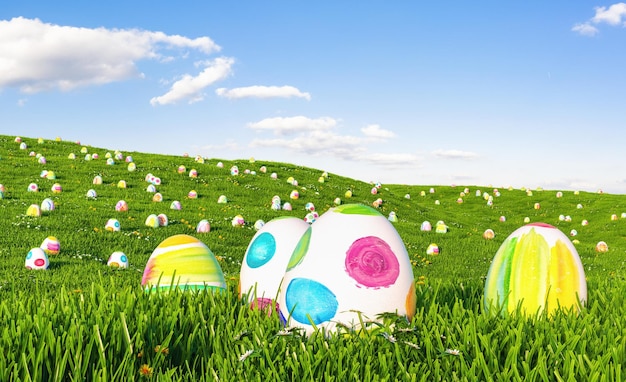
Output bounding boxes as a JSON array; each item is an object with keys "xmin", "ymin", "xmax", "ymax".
[
  {"xmin": 239, "ymin": 217, "xmax": 310, "ymax": 313},
  {"xmin": 277, "ymin": 204, "xmax": 416, "ymax": 336},
  {"xmin": 141, "ymin": 234, "xmax": 225, "ymax": 292},
  {"xmin": 484, "ymin": 223, "xmax": 587, "ymax": 317},
  {"xmin": 40, "ymin": 236, "xmax": 60, "ymax": 255}
]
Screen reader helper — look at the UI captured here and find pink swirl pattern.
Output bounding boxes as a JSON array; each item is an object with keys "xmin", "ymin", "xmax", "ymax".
[{"xmin": 345, "ymin": 236, "xmax": 399, "ymax": 288}]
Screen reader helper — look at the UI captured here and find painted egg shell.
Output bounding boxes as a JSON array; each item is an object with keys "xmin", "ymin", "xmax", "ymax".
[
  {"xmin": 232, "ymin": 215, "xmax": 245, "ymax": 227},
  {"xmin": 27, "ymin": 204, "xmax": 41, "ymax": 217},
  {"xmin": 115, "ymin": 200, "xmax": 128, "ymax": 212},
  {"xmin": 28, "ymin": 183, "xmax": 39, "ymax": 192},
  {"xmin": 388, "ymin": 212, "xmax": 398, "ymax": 223},
  {"xmin": 230, "ymin": 166, "xmax": 239, "ymax": 176},
  {"xmin": 287, "ymin": 176, "xmax": 295, "ymax": 185},
  {"xmin": 434, "ymin": 200, "xmax": 440, "ymax": 205},
  {"xmin": 106, "ymin": 158, "xmax": 115, "ymax": 165},
  {"xmin": 254, "ymin": 220, "xmax": 265, "ymax": 230},
  {"xmin": 86, "ymin": 189, "xmax": 97, "ymax": 199},
  {"xmin": 46, "ymin": 171, "xmax": 56, "ymax": 180},
  {"xmin": 260, "ymin": 166, "xmax": 267, "ymax": 173},
  {"xmin": 153, "ymin": 177, "xmax": 162, "ymax": 186},
  {"xmin": 92, "ymin": 175, "xmax": 103, "ymax": 185},
  {"xmin": 240, "ymin": 217, "xmax": 310, "ymax": 311},
  {"xmin": 196, "ymin": 219, "xmax": 211, "ymax": 233},
  {"xmin": 189, "ymin": 169, "xmax": 198, "ymax": 178},
  {"xmin": 370, "ymin": 187, "xmax": 378, "ymax": 195},
  {"xmin": 271, "ymin": 202, "xmax": 281, "ymax": 211},
  {"xmin": 105, "ymin": 218, "xmax": 121, "ymax": 232},
  {"xmin": 565, "ymin": 216, "xmax": 572, "ymax": 222},
  {"xmin": 429, "ymin": 188, "xmax": 435, "ymax": 194},
  {"xmin": 41, "ymin": 198, "xmax": 55, "ymax": 212},
  {"xmin": 435, "ymin": 221, "xmax": 447, "ymax": 233},
  {"xmin": 19, "ymin": 142, "xmax": 27, "ymax": 149},
  {"xmin": 596, "ymin": 241, "xmax": 608, "ymax": 252},
  {"xmin": 570, "ymin": 229, "xmax": 577, "ymax": 236},
  {"xmin": 372, "ymin": 198, "xmax": 383, "ymax": 208},
  {"xmin": 334, "ymin": 198, "xmax": 342, "ymax": 205},
  {"xmin": 216, "ymin": 162, "xmax": 224, "ymax": 168},
  {"xmin": 217, "ymin": 195, "xmax": 228, "ymax": 204},
  {"xmin": 420, "ymin": 221, "xmax": 432, "ymax": 231},
  {"xmin": 178, "ymin": 165, "xmax": 186, "ymax": 174},
  {"xmin": 92, "ymin": 153, "xmax": 99, "ymax": 160},
  {"xmin": 105, "ymin": 152, "xmax": 112, "ymax": 159},
  {"xmin": 188, "ymin": 190, "xmax": 198, "ymax": 199},
  {"xmin": 51, "ymin": 183, "xmax": 62, "ymax": 193},
  {"xmin": 581, "ymin": 220, "xmax": 589, "ymax": 226},
  {"xmin": 146, "ymin": 184, "xmax": 157, "ymax": 193},
  {"xmin": 524, "ymin": 217, "xmax": 531, "ymax": 223},
  {"xmin": 115, "ymin": 152, "xmax": 124, "ymax": 161},
  {"xmin": 170, "ymin": 201, "xmax": 182, "ymax": 210},
  {"xmin": 157, "ymin": 214, "xmax": 169, "ymax": 227},
  {"xmin": 141, "ymin": 234, "xmax": 226, "ymax": 292},
  {"xmin": 84, "ymin": 154, "xmax": 92, "ymax": 161},
  {"xmin": 244, "ymin": 169, "xmax": 251, "ymax": 174},
  {"xmin": 611, "ymin": 214, "xmax": 618, "ymax": 221},
  {"xmin": 68, "ymin": 153, "xmax": 76, "ymax": 159},
  {"xmin": 483, "ymin": 229, "xmax": 495, "ymax": 240},
  {"xmin": 40, "ymin": 170, "xmax": 49, "ymax": 178},
  {"xmin": 426, "ymin": 243, "xmax": 439, "ymax": 255},
  {"xmin": 556, "ymin": 191, "xmax": 563, "ymax": 198},
  {"xmin": 534, "ymin": 203, "xmax": 541, "ymax": 210},
  {"xmin": 272, "ymin": 195, "xmax": 281, "ymax": 203},
  {"xmin": 117, "ymin": 180, "xmax": 127, "ymax": 188},
  {"xmin": 270, "ymin": 172, "xmax": 278, "ymax": 179},
  {"xmin": 152, "ymin": 193, "xmax": 163, "ymax": 202},
  {"xmin": 305, "ymin": 202, "xmax": 315, "ymax": 212},
  {"xmin": 145, "ymin": 214, "xmax": 159, "ymax": 228},
  {"xmin": 41, "ymin": 236, "xmax": 60, "ymax": 255},
  {"xmin": 282, "ymin": 202, "xmax": 292, "ymax": 211},
  {"xmin": 304, "ymin": 213, "xmax": 317, "ymax": 224},
  {"xmin": 290, "ymin": 190, "xmax": 299, "ymax": 200},
  {"xmin": 484, "ymin": 223, "xmax": 587, "ymax": 317},
  {"xmin": 577, "ymin": 204, "xmax": 583, "ymax": 209},
  {"xmin": 195, "ymin": 156, "xmax": 205, "ymax": 164},
  {"xmin": 277, "ymin": 204, "xmax": 416, "ymax": 336},
  {"xmin": 38, "ymin": 156, "xmax": 46, "ymax": 164},
  {"xmin": 127, "ymin": 162, "xmax": 136, "ymax": 172},
  {"xmin": 25, "ymin": 248, "xmax": 49, "ymax": 270},
  {"xmin": 499, "ymin": 216, "xmax": 506, "ymax": 222},
  {"xmin": 80, "ymin": 147, "xmax": 88, "ymax": 154},
  {"xmin": 15, "ymin": 136, "xmax": 21, "ymax": 143}
]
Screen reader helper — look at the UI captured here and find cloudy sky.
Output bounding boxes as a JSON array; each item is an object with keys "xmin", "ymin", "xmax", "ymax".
[{"xmin": 1, "ymin": 2, "xmax": 625, "ymax": 193}]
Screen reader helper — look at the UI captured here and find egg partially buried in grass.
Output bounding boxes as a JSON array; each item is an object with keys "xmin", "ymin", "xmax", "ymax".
[
  {"xmin": 107, "ymin": 251, "xmax": 129, "ymax": 268},
  {"xmin": 484, "ymin": 223, "xmax": 587, "ymax": 317},
  {"xmin": 239, "ymin": 217, "xmax": 310, "ymax": 312},
  {"xmin": 25, "ymin": 248, "xmax": 49, "ymax": 270},
  {"xmin": 141, "ymin": 234, "xmax": 226, "ymax": 292},
  {"xmin": 277, "ymin": 204, "xmax": 416, "ymax": 336},
  {"xmin": 40, "ymin": 236, "xmax": 60, "ymax": 255}
]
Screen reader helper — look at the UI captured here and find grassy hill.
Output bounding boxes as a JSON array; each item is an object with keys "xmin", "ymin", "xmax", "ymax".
[{"xmin": 0, "ymin": 134, "xmax": 625, "ymax": 381}]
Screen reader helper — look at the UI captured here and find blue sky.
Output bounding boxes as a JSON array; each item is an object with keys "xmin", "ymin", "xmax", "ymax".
[{"xmin": 1, "ymin": 2, "xmax": 625, "ymax": 193}]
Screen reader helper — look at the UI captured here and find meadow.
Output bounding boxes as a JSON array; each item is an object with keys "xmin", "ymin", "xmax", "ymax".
[{"xmin": 0, "ymin": 134, "xmax": 624, "ymax": 381}]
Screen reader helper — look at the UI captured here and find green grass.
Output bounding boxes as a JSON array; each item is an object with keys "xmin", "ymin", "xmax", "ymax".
[{"xmin": 1, "ymin": 134, "xmax": 625, "ymax": 381}]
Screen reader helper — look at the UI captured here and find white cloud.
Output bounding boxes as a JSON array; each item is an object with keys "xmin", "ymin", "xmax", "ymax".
[
  {"xmin": 150, "ymin": 57, "xmax": 234, "ymax": 105},
  {"xmin": 360, "ymin": 124, "xmax": 396, "ymax": 139},
  {"xmin": 364, "ymin": 152, "xmax": 419, "ymax": 167},
  {"xmin": 592, "ymin": 3, "xmax": 626, "ymax": 25},
  {"xmin": 216, "ymin": 85, "xmax": 311, "ymax": 100},
  {"xmin": 571, "ymin": 23, "xmax": 600, "ymax": 36},
  {"xmin": 0, "ymin": 17, "xmax": 222, "ymax": 102},
  {"xmin": 432, "ymin": 149, "xmax": 479, "ymax": 159},
  {"xmin": 573, "ymin": 3, "xmax": 626, "ymax": 35},
  {"xmin": 247, "ymin": 116, "xmax": 338, "ymax": 135}
]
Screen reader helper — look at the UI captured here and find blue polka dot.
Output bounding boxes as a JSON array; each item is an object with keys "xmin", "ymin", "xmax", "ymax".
[
  {"xmin": 26, "ymin": 251, "xmax": 33, "ymax": 259},
  {"xmin": 286, "ymin": 278, "xmax": 338, "ymax": 325},
  {"xmin": 120, "ymin": 255, "xmax": 128, "ymax": 263},
  {"xmin": 246, "ymin": 232, "xmax": 276, "ymax": 268}
]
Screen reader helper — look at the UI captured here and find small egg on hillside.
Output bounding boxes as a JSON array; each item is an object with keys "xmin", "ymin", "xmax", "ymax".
[
  {"xmin": 41, "ymin": 198, "xmax": 55, "ymax": 212},
  {"xmin": 170, "ymin": 201, "xmax": 182, "ymax": 210},
  {"xmin": 596, "ymin": 241, "xmax": 608, "ymax": 253},
  {"xmin": 115, "ymin": 200, "xmax": 128, "ymax": 212},
  {"xmin": 105, "ymin": 219, "xmax": 121, "ymax": 232},
  {"xmin": 108, "ymin": 251, "xmax": 129, "ymax": 268},
  {"xmin": 196, "ymin": 219, "xmax": 211, "ymax": 233},
  {"xmin": 483, "ymin": 229, "xmax": 495, "ymax": 240},
  {"xmin": 426, "ymin": 243, "xmax": 439, "ymax": 255},
  {"xmin": 28, "ymin": 183, "xmax": 39, "ymax": 192},
  {"xmin": 145, "ymin": 214, "xmax": 159, "ymax": 228},
  {"xmin": 40, "ymin": 236, "xmax": 60, "ymax": 255},
  {"xmin": 93, "ymin": 175, "xmax": 103, "ymax": 185},
  {"xmin": 27, "ymin": 204, "xmax": 41, "ymax": 217}
]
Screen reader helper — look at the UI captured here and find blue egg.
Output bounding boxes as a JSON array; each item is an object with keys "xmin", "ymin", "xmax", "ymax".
[
  {"xmin": 246, "ymin": 232, "xmax": 277, "ymax": 268},
  {"xmin": 286, "ymin": 278, "xmax": 338, "ymax": 325}
]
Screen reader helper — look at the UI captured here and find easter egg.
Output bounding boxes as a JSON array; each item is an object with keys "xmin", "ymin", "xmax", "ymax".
[
  {"xmin": 177, "ymin": 165, "xmax": 186, "ymax": 174},
  {"xmin": 46, "ymin": 171, "xmax": 56, "ymax": 180},
  {"xmin": 435, "ymin": 221, "xmax": 447, "ymax": 233},
  {"xmin": 271, "ymin": 202, "xmax": 281, "ymax": 211},
  {"xmin": 146, "ymin": 184, "xmax": 157, "ymax": 193},
  {"xmin": 157, "ymin": 214, "xmax": 169, "ymax": 227},
  {"xmin": 260, "ymin": 166, "xmax": 267, "ymax": 173},
  {"xmin": 230, "ymin": 166, "xmax": 239, "ymax": 176},
  {"xmin": 105, "ymin": 218, "xmax": 121, "ymax": 232},
  {"xmin": 232, "ymin": 215, "xmax": 245, "ymax": 227},
  {"xmin": 20, "ymin": 142, "xmax": 27, "ymax": 150},
  {"xmin": 240, "ymin": 217, "xmax": 310, "ymax": 311},
  {"xmin": 484, "ymin": 223, "xmax": 587, "ymax": 316},
  {"xmin": 277, "ymin": 204, "xmax": 416, "ymax": 336},
  {"xmin": 217, "ymin": 195, "xmax": 228, "ymax": 204},
  {"xmin": 290, "ymin": 190, "xmax": 299, "ymax": 200},
  {"xmin": 25, "ymin": 248, "xmax": 49, "ymax": 270},
  {"xmin": 141, "ymin": 234, "xmax": 226, "ymax": 292},
  {"xmin": 270, "ymin": 172, "xmax": 278, "ymax": 180},
  {"xmin": 27, "ymin": 204, "xmax": 41, "ymax": 217},
  {"xmin": 345, "ymin": 190, "xmax": 353, "ymax": 198},
  {"xmin": 287, "ymin": 176, "xmax": 295, "ymax": 185},
  {"xmin": 127, "ymin": 162, "xmax": 136, "ymax": 172},
  {"xmin": 188, "ymin": 190, "xmax": 198, "ymax": 199},
  {"xmin": 106, "ymin": 158, "xmax": 115, "ymax": 165},
  {"xmin": 51, "ymin": 183, "xmax": 62, "ymax": 193},
  {"xmin": 282, "ymin": 202, "xmax": 292, "ymax": 211},
  {"xmin": 189, "ymin": 169, "xmax": 198, "ymax": 178},
  {"xmin": 145, "ymin": 214, "xmax": 160, "ymax": 228},
  {"xmin": 371, "ymin": 187, "xmax": 378, "ymax": 195},
  {"xmin": 170, "ymin": 201, "xmax": 182, "ymax": 210},
  {"xmin": 483, "ymin": 229, "xmax": 495, "ymax": 240},
  {"xmin": 388, "ymin": 212, "xmax": 398, "ymax": 223},
  {"xmin": 40, "ymin": 236, "xmax": 60, "ymax": 255},
  {"xmin": 196, "ymin": 219, "xmax": 211, "ymax": 233},
  {"xmin": 420, "ymin": 221, "xmax": 432, "ymax": 231},
  {"xmin": 117, "ymin": 180, "xmax": 127, "ymax": 188},
  {"xmin": 305, "ymin": 202, "xmax": 315, "ymax": 212},
  {"xmin": 254, "ymin": 220, "xmax": 265, "ymax": 230},
  {"xmin": 426, "ymin": 243, "xmax": 439, "ymax": 255},
  {"xmin": 115, "ymin": 200, "xmax": 128, "ymax": 212},
  {"xmin": 28, "ymin": 183, "xmax": 39, "ymax": 192},
  {"xmin": 41, "ymin": 198, "xmax": 55, "ymax": 212},
  {"xmin": 524, "ymin": 217, "xmax": 531, "ymax": 223},
  {"xmin": 304, "ymin": 212, "xmax": 317, "ymax": 224},
  {"xmin": 334, "ymin": 198, "xmax": 341, "ymax": 205},
  {"xmin": 152, "ymin": 193, "xmax": 163, "ymax": 202},
  {"xmin": 93, "ymin": 176, "xmax": 103, "ymax": 185},
  {"xmin": 80, "ymin": 147, "xmax": 88, "ymax": 154},
  {"xmin": 556, "ymin": 191, "xmax": 563, "ymax": 198},
  {"xmin": 86, "ymin": 189, "xmax": 97, "ymax": 199},
  {"xmin": 596, "ymin": 241, "xmax": 608, "ymax": 253}
]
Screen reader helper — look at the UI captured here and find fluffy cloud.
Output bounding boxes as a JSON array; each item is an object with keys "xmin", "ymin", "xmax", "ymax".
[
  {"xmin": 247, "ymin": 116, "xmax": 338, "ymax": 135},
  {"xmin": 216, "ymin": 85, "xmax": 311, "ymax": 100},
  {"xmin": 573, "ymin": 2, "xmax": 626, "ymax": 36},
  {"xmin": 0, "ymin": 17, "xmax": 221, "ymax": 95},
  {"xmin": 432, "ymin": 149, "xmax": 479, "ymax": 159},
  {"xmin": 360, "ymin": 124, "xmax": 396, "ymax": 139},
  {"xmin": 150, "ymin": 57, "xmax": 234, "ymax": 105}
]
